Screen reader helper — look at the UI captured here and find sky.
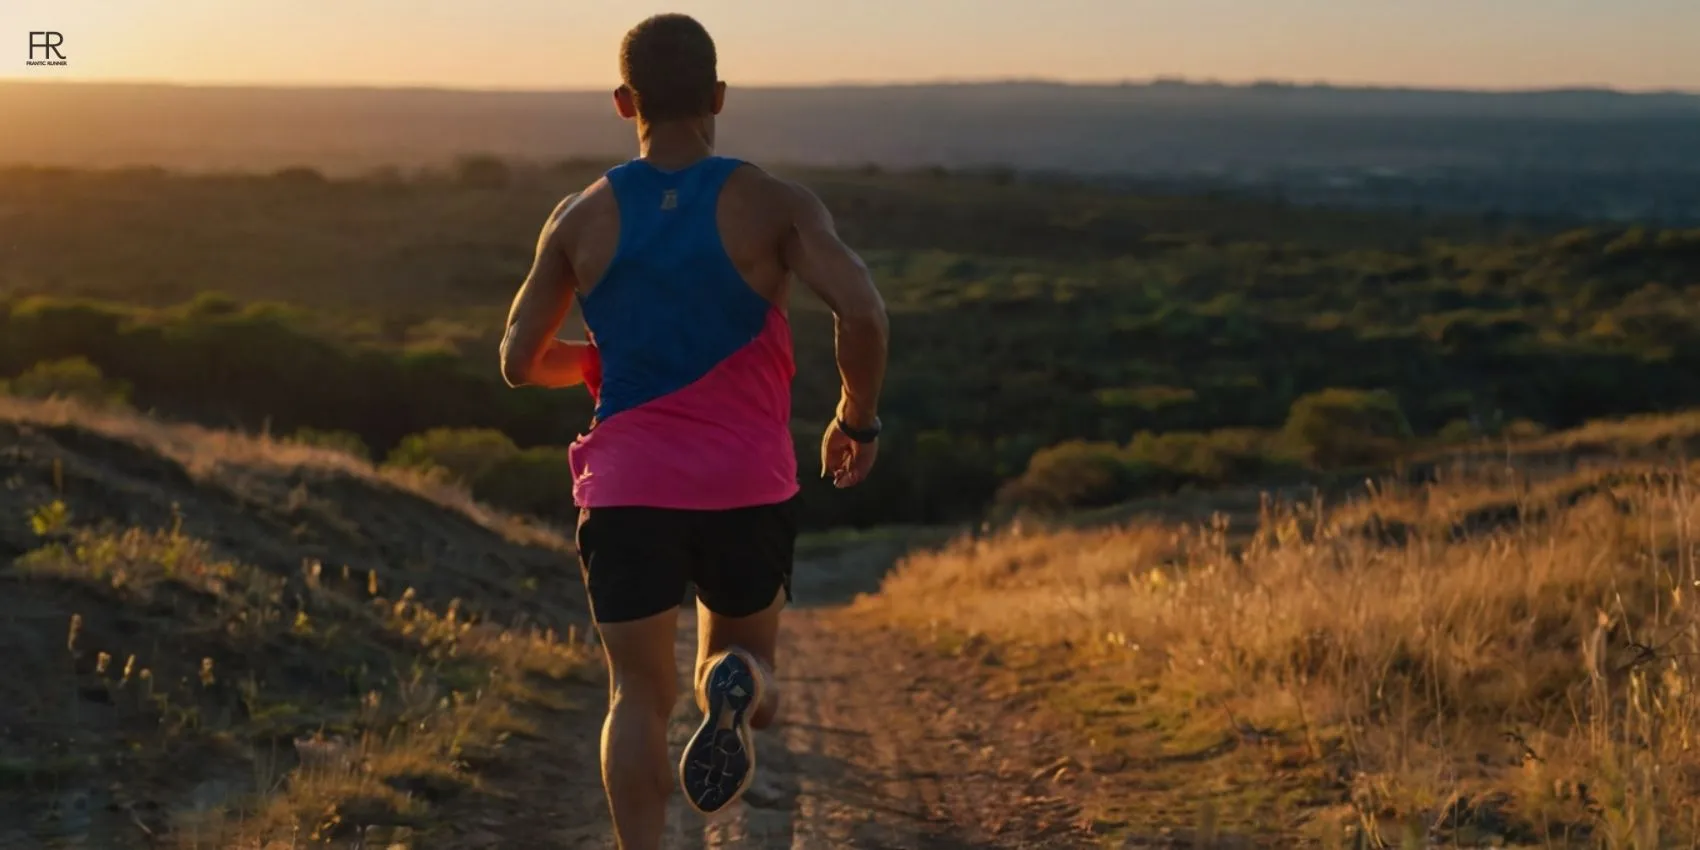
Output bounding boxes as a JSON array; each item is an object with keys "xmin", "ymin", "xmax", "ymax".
[{"xmin": 4, "ymin": 0, "xmax": 1698, "ymax": 92}]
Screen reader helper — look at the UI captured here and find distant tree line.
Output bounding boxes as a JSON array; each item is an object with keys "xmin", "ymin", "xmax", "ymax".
[{"xmin": 5, "ymin": 163, "xmax": 1700, "ymax": 528}]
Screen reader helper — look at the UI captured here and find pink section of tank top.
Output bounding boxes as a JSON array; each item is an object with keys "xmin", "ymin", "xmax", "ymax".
[{"xmin": 567, "ymin": 307, "xmax": 799, "ymax": 510}]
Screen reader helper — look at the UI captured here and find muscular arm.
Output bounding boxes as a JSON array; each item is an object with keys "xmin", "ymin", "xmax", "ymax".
[
  {"xmin": 500, "ymin": 194, "xmax": 592, "ymax": 389},
  {"xmin": 780, "ymin": 182, "xmax": 889, "ymax": 428}
]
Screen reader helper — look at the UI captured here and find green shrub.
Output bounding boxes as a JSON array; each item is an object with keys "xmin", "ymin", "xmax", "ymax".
[
  {"xmin": 1125, "ymin": 428, "xmax": 1295, "ymax": 486},
  {"xmin": 996, "ymin": 440, "xmax": 1134, "ymax": 514},
  {"xmin": 472, "ymin": 447, "xmax": 574, "ymax": 521},
  {"xmin": 1282, "ymin": 388, "xmax": 1413, "ymax": 468},
  {"xmin": 4, "ymin": 357, "xmax": 132, "ymax": 408},
  {"xmin": 1501, "ymin": 418, "xmax": 1548, "ymax": 440},
  {"xmin": 179, "ymin": 291, "xmax": 242, "ymax": 318},
  {"xmin": 384, "ymin": 428, "xmax": 518, "ymax": 486},
  {"xmin": 1437, "ymin": 418, "xmax": 1478, "ymax": 443}
]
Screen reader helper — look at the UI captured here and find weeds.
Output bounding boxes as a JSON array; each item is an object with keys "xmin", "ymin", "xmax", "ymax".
[
  {"xmin": 5, "ymin": 518, "xmax": 588, "ymax": 846},
  {"xmin": 873, "ymin": 460, "xmax": 1700, "ymax": 846}
]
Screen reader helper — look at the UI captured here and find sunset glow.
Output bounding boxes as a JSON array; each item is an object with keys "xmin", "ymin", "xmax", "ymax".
[{"xmin": 4, "ymin": 0, "xmax": 1697, "ymax": 92}]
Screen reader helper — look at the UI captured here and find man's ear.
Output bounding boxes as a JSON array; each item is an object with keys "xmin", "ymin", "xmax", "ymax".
[
  {"xmin": 711, "ymin": 81, "xmax": 727, "ymax": 115},
  {"xmin": 613, "ymin": 85, "xmax": 638, "ymax": 120}
]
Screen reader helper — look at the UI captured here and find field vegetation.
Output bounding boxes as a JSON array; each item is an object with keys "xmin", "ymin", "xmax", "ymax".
[
  {"xmin": 5, "ymin": 162, "xmax": 1700, "ymax": 531},
  {"xmin": 871, "ymin": 435, "xmax": 1700, "ymax": 846}
]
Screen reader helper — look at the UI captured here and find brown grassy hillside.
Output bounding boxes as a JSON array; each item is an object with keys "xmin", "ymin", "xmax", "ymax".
[
  {"xmin": 866, "ymin": 441, "xmax": 1700, "ymax": 847},
  {"xmin": 0, "ymin": 397, "xmax": 594, "ymax": 847}
]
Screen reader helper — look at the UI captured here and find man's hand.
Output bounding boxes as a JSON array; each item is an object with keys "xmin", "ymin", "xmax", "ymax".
[
  {"xmin": 781, "ymin": 179, "xmax": 888, "ymax": 489},
  {"xmin": 820, "ymin": 421, "xmax": 878, "ymax": 488}
]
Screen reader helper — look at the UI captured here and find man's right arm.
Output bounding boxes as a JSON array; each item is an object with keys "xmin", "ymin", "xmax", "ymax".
[
  {"xmin": 779, "ymin": 182, "xmax": 889, "ymax": 431},
  {"xmin": 500, "ymin": 194, "xmax": 590, "ymax": 389}
]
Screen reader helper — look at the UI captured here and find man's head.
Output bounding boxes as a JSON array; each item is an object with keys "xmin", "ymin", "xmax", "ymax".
[{"xmin": 615, "ymin": 14, "xmax": 725, "ymax": 126}]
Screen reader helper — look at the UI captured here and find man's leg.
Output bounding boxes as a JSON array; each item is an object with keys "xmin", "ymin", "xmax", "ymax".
[
  {"xmin": 596, "ymin": 608, "xmax": 680, "ymax": 850},
  {"xmin": 677, "ymin": 499, "xmax": 795, "ymax": 813},
  {"xmin": 577, "ymin": 507, "xmax": 691, "ymax": 850},
  {"xmin": 694, "ymin": 588, "xmax": 784, "ymax": 729}
]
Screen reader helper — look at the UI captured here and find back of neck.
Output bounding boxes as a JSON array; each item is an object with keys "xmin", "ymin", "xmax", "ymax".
[{"xmin": 638, "ymin": 121, "xmax": 714, "ymax": 171}]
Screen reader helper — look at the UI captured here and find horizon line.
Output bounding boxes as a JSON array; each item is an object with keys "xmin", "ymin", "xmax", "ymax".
[{"xmin": 4, "ymin": 74, "xmax": 1698, "ymax": 98}]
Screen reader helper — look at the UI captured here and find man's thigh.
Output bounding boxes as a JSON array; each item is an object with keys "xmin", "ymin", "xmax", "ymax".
[
  {"xmin": 689, "ymin": 497, "xmax": 797, "ymax": 619},
  {"xmin": 575, "ymin": 506, "xmax": 693, "ymax": 625}
]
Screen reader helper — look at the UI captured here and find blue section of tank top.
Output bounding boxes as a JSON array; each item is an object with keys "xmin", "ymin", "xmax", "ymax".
[{"xmin": 576, "ymin": 156, "xmax": 769, "ymax": 422}]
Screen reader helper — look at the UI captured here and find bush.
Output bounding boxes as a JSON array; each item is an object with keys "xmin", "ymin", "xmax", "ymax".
[
  {"xmin": 1437, "ymin": 418, "xmax": 1478, "ymax": 443},
  {"xmin": 996, "ymin": 441, "xmax": 1134, "ymax": 514},
  {"xmin": 994, "ymin": 428, "xmax": 1303, "ymax": 515},
  {"xmin": 4, "ymin": 357, "xmax": 132, "ymax": 408},
  {"xmin": 1501, "ymin": 418, "xmax": 1548, "ymax": 440},
  {"xmin": 385, "ymin": 428, "xmax": 518, "ymax": 486},
  {"xmin": 1282, "ymin": 388, "xmax": 1413, "ymax": 468},
  {"xmin": 1125, "ymin": 428, "xmax": 1296, "ymax": 487},
  {"xmin": 180, "ymin": 291, "xmax": 243, "ymax": 319},
  {"xmin": 472, "ymin": 447, "xmax": 574, "ymax": 521}
]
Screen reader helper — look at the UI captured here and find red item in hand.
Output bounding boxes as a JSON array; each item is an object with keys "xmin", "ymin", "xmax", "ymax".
[{"xmin": 581, "ymin": 342, "xmax": 602, "ymax": 402}]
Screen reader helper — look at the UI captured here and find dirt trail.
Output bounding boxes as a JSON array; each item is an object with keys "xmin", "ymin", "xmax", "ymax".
[
  {"xmin": 654, "ymin": 611, "xmax": 1097, "ymax": 850},
  {"xmin": 512, "ymin": 538, "xmax": 1104, "ymax": 850}
]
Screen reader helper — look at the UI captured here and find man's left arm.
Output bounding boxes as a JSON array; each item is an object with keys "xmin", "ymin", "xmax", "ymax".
[{"xmin": 500, "ymin": 194, "xmax": 592, "ymax": 389}]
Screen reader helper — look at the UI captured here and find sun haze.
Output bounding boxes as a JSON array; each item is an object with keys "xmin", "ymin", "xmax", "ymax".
[{"xmin": 3, "ymin": 0, "xmax": 1697, "ymax": 91}]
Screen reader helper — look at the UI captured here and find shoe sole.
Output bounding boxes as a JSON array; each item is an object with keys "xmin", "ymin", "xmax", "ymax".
[{"xmin": 679, "ymin": 650, "xmax": 764, "ymax": 815}]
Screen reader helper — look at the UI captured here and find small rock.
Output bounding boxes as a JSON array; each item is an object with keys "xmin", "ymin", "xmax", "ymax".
[
  {"xmin": 1088, "ymin": 817, "xmax": 1125, "ymax": 834},
  {"xmin": 1088, "ymin": 752, "xmax": 1127, "ymax": 774}
]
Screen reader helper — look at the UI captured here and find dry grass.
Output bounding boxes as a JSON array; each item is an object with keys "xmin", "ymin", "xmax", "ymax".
[
  {"xmin": 1514, "ymin": 411, "xmax": 1700, "ymax": 458},
  {"xmin": 0, "ymin": 395, "xmax": 570, "ymax": 553},
  {"xmin": 869, "ymin": 460, "xmax": 1700, "ymax": 847},
  {"xmin": 8, "ymin": 520, "xmax": 590, "ymax": 847},
  {"xmin": 0, "ymin": 395, "xmax": 596, "ymax": 847}
]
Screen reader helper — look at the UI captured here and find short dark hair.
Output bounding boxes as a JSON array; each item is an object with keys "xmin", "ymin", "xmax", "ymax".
[{"xmin": 620, "ymin": 14, "xmax": 718, "ymax": 123}]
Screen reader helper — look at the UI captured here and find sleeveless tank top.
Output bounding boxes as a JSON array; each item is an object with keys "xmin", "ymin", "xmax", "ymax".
[{"xmin": 566, "ymin": 156, "xmax": 799, "ymax": 510}]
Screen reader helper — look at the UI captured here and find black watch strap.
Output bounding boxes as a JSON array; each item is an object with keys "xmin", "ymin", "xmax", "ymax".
[{"xmin": 836, "ymin": 415, "xmax": 881, "ymax": 444}]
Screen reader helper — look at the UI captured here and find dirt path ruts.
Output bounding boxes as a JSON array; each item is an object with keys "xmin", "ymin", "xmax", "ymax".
[{"xmin": 661, "ymin": 608, "xmax": 1096, "ymax": 850}]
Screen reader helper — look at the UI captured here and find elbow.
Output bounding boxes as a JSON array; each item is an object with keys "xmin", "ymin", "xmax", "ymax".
[
  {"xmin": 499, "ymin": 327, "xmax": 541, "ymax": 388},
  {"xmin": 839, "ymin": 298, "xmax": 889, "ymax": 344},
  {"xmin": 498, "ymin": 346, "xmax": 532, "ymax": 388},
  {"xmin": 500, "ymin": 363, "xmax": 527, "ymax": 388}
]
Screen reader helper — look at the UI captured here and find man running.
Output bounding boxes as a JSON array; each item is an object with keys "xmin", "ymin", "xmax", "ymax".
[{"xmin": 498, "ymin": 13, "xmax": 889, "ymax": 849}]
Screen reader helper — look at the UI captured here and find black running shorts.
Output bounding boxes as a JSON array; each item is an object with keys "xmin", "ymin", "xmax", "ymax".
[{"xmin": 574, "ymin": 497, "xmax": 797, "ymax": 624}]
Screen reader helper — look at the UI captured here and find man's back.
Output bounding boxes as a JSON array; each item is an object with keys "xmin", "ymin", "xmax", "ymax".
[
  {"xmin": 558, "ymin": 155, "xmax": 801, "ymax": 511},
  {"xmin": 560, "ymin": 158, "xmax": 796, "ymax": 309}
]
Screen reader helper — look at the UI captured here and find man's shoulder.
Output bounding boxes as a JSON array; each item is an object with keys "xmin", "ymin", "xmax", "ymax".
[
  {"xmin": 551, "ymin": 179, "xmax": 615, "ymax": 231},
  {"xmin": 562, "ymin": 178, "xmax": 615, "ymax": 217},
  {"xmin": 724, "ymin": 163, "xmax": 808, "ymax": 212}
]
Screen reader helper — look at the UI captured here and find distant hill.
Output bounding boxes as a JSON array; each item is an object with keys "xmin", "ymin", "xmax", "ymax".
[{"xmin": 3, "ymin": 80, "xmax": 1696, "ymax": 176}]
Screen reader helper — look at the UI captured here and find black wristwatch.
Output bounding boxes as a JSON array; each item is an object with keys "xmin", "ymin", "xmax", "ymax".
[{"xmin": 835, "ymin": 415, "xmax": 881, "ymax": 444}]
